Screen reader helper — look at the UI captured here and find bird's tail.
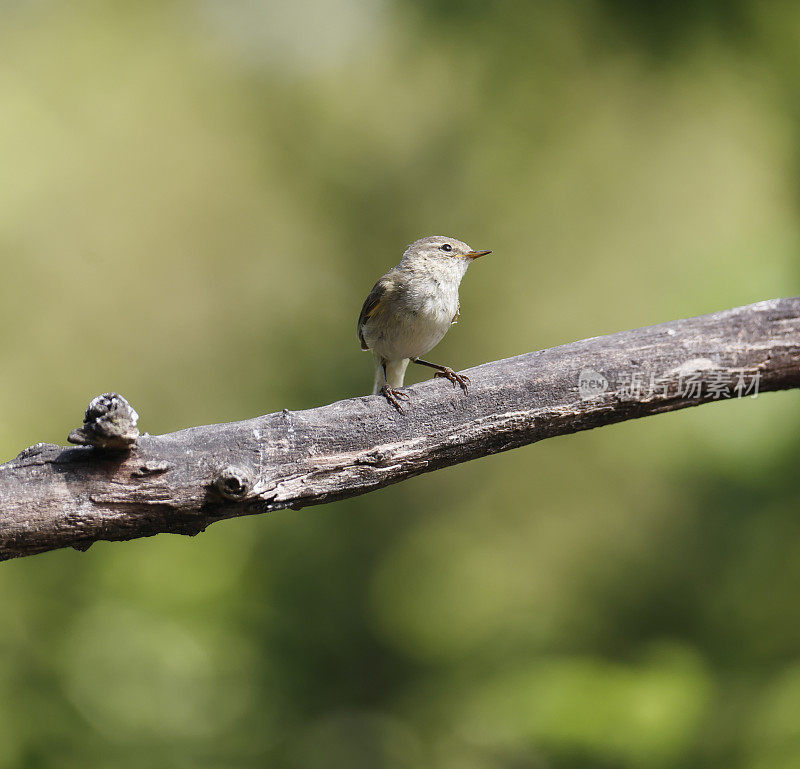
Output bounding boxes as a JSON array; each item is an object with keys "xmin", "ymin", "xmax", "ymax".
[{"xmin": 373, "ymin": 355, "xmax": 410, "ymax": 394}]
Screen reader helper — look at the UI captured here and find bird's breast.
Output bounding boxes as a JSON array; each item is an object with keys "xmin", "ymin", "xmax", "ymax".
[
  {"xmin": 410, "ymin": 280, "xmax": 458, "ymax": 325},
  {"xmin": 390, "ymin": 283, "xmax": 457, "ymax": 356},
  {"xmin": 362, "ymin": 273, "xmax": 460, "ymax": 360}
]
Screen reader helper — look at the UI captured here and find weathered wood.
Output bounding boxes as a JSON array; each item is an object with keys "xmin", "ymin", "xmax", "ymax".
[{"xmin": 1, "ymin": 297, "xmax": 799, "ymax": 561}]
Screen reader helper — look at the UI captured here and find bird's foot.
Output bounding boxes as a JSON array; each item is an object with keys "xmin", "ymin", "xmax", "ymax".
[
  {"xmin": 434, "ymin": 367, "xmax": 470, "ymax": 394},
  {"xmin": 380, "ymin": 385, "xmax": 410, "ymax": 413}
]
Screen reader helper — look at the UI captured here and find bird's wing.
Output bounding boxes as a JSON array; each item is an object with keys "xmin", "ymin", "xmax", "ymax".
[{"xmin": 357, "ymin": 278, "xmax": 392, "ymax": 351}]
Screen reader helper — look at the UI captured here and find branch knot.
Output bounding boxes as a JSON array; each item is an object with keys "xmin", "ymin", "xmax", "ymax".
[{"xmin": 213, "ymin": 465, "xmax": 253, "ymax": 501}]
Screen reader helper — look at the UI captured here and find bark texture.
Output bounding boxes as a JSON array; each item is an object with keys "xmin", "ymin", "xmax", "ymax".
[{"xmin": 2, "ymin": 297, "xmax": 799, "ymax": 561}]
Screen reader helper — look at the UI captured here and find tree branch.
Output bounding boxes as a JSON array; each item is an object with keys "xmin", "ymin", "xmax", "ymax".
[{"xmin": 2, "ymin": 297, "xmax": 799, "ymax": 561}]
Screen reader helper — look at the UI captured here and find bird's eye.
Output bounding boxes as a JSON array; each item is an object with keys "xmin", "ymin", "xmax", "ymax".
[{"xmin": 440, "ymin": 243, "xmax": 452, "ymax": 252}]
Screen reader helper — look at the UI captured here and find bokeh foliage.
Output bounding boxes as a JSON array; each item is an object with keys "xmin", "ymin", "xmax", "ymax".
[{"xmin": 1, "ymin": 1, "xmax": 799, "ymax": 767}]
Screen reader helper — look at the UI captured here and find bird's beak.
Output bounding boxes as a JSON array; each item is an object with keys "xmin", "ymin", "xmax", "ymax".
[{"xmin": 465, "ymin": 250, "xmax": 492, "ymax": 260}]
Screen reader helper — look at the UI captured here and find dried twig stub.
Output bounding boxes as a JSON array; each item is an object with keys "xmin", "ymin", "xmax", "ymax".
[{"xmin": 68, "ymin": 393, "xmax": 140, "ymax": 451}]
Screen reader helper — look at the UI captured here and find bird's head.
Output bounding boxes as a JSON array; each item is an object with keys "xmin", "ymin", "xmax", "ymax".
[{"xmin": 402, "ymin": 236, "xmax": 491, "ymax": 267}]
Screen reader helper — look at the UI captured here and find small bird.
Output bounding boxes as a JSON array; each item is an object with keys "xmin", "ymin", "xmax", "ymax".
[{"xmin": 357, "ymin": 235, "xmax": 491, "ymax": 411}]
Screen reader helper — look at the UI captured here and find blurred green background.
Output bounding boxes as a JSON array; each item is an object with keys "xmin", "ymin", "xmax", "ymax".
[{"xmin": 2, "ymin": 1, "xmax": 800, "ymax": 767}]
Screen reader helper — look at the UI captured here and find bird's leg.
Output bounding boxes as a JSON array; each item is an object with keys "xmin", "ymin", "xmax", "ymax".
[
  {"xmin": 412, "ymin": 358, "xmax": 471, "ymax": 394},
  {"xmin": 379, "ymin": 360, "xmax": 410, "ymax": 412}
]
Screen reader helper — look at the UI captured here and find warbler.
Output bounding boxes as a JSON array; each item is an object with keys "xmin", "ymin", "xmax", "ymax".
[{"xmin": 357, "ymin": 235, "xmax": 491, "ymax": 411}]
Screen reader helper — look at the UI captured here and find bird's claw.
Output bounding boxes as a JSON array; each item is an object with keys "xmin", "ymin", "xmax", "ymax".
[
  {"xmin": 380, "ymin": 385, "xmax": 410, "ymax": 413},
  {"xmin": 435, "ymin": 367, "xmax": 470, "ymax": 394}
]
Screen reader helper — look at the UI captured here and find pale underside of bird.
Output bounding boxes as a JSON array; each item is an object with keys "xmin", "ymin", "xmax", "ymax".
[{"xmin": 357, "ymin": 235, "xmax": 491, "ymax": 412}]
